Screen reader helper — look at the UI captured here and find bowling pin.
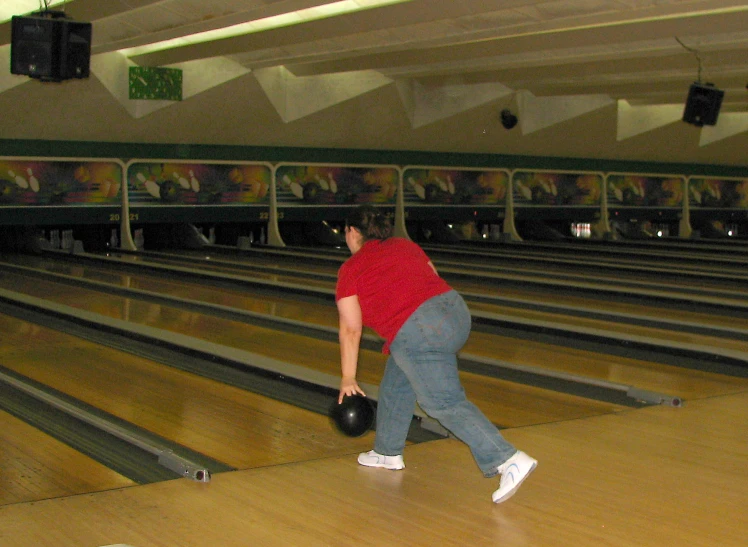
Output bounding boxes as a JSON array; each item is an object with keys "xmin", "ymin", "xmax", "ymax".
[
  {"xmin": 136, "ymin": 172, "xmax": 160, "ymax": 197},
  {"xmin": 447, "ymin": 175, "xmax": 455, "ymax": 195},
  {"xmin": 8, "ymin": 170, "xmax": 28, "ymax": 189},
  {"xmin": 134, "ymin": 229, "xmax": 145, "ymax": 250},
  {"xmin": 315, "ymin": 174, "xmax": 329, "ymax": 191},
  {"xmin": 515, "ymin": 181, "xmax": 532, "ymax": 200},
  {"xmin": 109, "ymin": 228, "xmax": 119, "ymax": 249},
  {"xmin": 145, "ymin": 180, "xmax": 161, "ymax": 198},
  {"xmin": 61, "ymin": 230, "xmax": 72, "ymax": 250},
  {"xmin": 173, "ymin": 172, "xmax": 191, "ymax": 189},
  {"xmin": 327, "ymin": 173, "xmax": 338, "ymax": 194},
  {"xmin": 434, "ymin": 176, "xmax": 448, "ymax": 192},
  {"xmin": 689, "ymin": 186, "xmax": 702, "ymax": 203},
  {"xmin": 189, "ymin": 170, "xmax": 200, "ymax": 192},
  {"xmin": 540, "ymin": 179, "xmax": 557, "ymax": 196},
  {"xmin": 408, "ymin": 177, "xmax": 426, "ymax": 200},
  {"xmin": 27, "ymin": 168, "xmax": 40, "ymax": 192},
  {"xmin": 289, "ymin": 182, "xmax": 304, "ymax": 199}
]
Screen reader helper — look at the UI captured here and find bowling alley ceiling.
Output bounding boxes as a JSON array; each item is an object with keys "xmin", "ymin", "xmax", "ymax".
[{"xmin": 0, "ymin": 1, "xmax": 747, "ymax": 163}]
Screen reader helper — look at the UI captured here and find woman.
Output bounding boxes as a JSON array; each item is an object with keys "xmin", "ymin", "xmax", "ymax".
[{"xmin": 335, "ymin": 205, "xmax": 537, "ymax": 504}]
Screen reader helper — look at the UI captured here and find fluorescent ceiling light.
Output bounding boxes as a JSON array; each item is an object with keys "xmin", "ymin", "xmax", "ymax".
[
  {"xmin": 0, "ymin": 1, "xmax": 68, "ymax": 23},
  {"xmin": 119, "ymin": 0, "xmax": 412, "ymax": 58}
]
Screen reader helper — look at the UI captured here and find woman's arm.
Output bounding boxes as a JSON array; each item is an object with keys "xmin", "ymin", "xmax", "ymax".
[{"xmin": 336, "ymin": 294, "xmax": 366, "ymax": 402}]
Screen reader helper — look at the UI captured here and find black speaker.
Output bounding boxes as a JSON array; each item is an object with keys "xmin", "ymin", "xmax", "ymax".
[
  {"xmin": 10, "ymin": 15, "xmax": 62, "ymax": 80},
  {"xmin": 500, "ymin": 108, "xmax": 518, "ymax": 130},
  {"xmin": 10, "ymin": 15, "xmax": 92, "ymax": 81},
  {"xmin": 59, "ymin": 20, "xmax": 92, "ymax": 79},
  {"xmin": 682, "ymin": 82, "xmax": 724, "ymax": 127}
]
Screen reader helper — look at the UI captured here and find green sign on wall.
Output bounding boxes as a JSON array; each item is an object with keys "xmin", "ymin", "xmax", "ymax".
[{"xmin": 129, "ymin": 67, "xmax": 183, "ymax": 101}]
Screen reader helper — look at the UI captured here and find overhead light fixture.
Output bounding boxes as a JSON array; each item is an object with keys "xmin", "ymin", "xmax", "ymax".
[
  {"xmin": 119, "ymin": 0, "xmax": 413, "ymax": 57},
  {"xmin": 500, "ymin": 109, "xmax": 518, "ymax": 130}
]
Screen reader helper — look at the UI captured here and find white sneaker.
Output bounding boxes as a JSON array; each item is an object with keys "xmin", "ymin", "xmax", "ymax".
[
  {"xmin": 357, "ymin": 450, "xmax": 405, "ymax": 470},
  {"xmin": 492, "ymin": 451, "xmax": 537, "ymax": 503}
]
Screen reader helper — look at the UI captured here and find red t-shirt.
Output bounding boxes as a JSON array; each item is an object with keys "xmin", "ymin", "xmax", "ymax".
[{"xmin": 336, "ymin": 238, "xmax": 451, "ymax": 353}]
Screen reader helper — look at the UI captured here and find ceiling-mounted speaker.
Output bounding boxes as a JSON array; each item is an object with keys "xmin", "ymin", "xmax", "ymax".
[
  {"xmin": 682, "ymin": 82, "xmax": 724, "ymax": 127},
  {"xmin": 500, "ymin": 109, "xmax": 518, "ymax": 130},
  {"xmin": 10, "ymin": 14, "xmax": 92, "ymax": 82},
  {"xmin": 10, "ymin": 15, "xmax": 61, "ymax": 80},
  {"xmin": 59, "ymin": 20, "xmax": 93, "ymax": 79}
]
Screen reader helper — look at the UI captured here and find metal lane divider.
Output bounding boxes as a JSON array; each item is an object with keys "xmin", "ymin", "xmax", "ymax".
[
  {"xmin": 457, "ymin": 353, "xmax": 683, "ymax": 407},
  {"xmin": 0, "ymin": 369, "xmax": 212, "ymax": 482}
]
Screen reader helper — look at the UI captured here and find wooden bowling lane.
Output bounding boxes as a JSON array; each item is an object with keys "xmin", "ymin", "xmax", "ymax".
[
  {"xmin": 113, "ymin": 248, "xmax": 748, "ymax": 333},
  {"xmin": 182, "ymin": 243, "xmax": 748, "ymax": 295},
  {"xmin": 9, "ymin": 252, "xmax": 748, "ymax": 337},
  {"xmin": 4, "ymin": 256, "xmax": 746, "ymax": 402},
  {"xmin": 0, "ymin": 313, "xmax": 375, "ymax": 477},
  {"xmin": 175, "ymin": 250, "xmax": 748, "ymax": 357},
  {"xmin": 464, "ymin": 329, "xmax": 748, "ymax": 401},
  {"xmin": 464, "ymin": 281, "xmax": 748, "ymax": 333},
  {"xmin": 0, "ymin": 408, "xmax": 135, "ymax": 506},
  {"xmin": 465, "ymin": 299, "xmax": 748, "ymax": 355},
  {"xmin": 0, "ymin": 274, "xmax": 626, "ymax": 428},
  {"xmin": 144, "ymin": 245, "xmax": 748, "ymax": 297},
  {"xmin": 1, "ymin": 391, "xmax": 745, "ymax": 546},
  {"xmin": 423, "ymin": 240, "xmax": 748, "ymax": 273}
]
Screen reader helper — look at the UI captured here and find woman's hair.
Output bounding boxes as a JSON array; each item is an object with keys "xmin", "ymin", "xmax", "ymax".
[{"xmin": 346, "ymin": 205, "xmax": 393, "ymax": 241}]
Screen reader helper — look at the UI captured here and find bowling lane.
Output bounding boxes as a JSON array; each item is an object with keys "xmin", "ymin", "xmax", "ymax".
[
  {"xmin": 0, "ymin": 409, "xmax": 135, "ymax": 506},
  {"xmin": 4, "ymin": 257, "xmax": 746, "ymax": 400},
  {"xmin": 170, "ymin": 243, "xmax": 748, "ymax": 294},
  {"xmin": 0, "ymin": 313, "xmax": 374, "ymax": 473},
  {"xmin": 463, "ymin": 330, "xmax": 748, "ymax": 400},
  {"xmin": 108, "ymin": 249, "xmax": 748, "ymax": 332},
  {"xmin": 144, "ymin": 246, "xmax": 748, "ymax": 296},
  {"xmin": 0, "ymin": 274, "xmax": 627, "ymax": 427}
]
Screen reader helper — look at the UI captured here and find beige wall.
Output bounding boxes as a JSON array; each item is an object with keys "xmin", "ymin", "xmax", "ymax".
[{"xmin": 0, "ymin": 73, "xmax": 745, "ymax": 168}]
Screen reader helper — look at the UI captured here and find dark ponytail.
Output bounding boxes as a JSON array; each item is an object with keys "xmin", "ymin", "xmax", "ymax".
[{"xmin": 346, "ymin": 205, "xmax": 393, "ymax": 241}]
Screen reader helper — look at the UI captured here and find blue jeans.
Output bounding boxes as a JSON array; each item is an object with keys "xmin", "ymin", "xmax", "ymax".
[{"xmin": 373, "ymin": 290, "xmax": 516, "ymax": 477}]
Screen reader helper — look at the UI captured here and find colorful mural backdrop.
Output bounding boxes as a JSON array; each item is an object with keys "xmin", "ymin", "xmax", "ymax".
[
  {"xmin": 689, "ymin": 177, "xmax": 748, "ymax": 208},
  {"xmin": 276, "ymin": 164, "xmax": 398, "ymax": 205},
  {"xmin": 607, "ymin": 174, "xmax": 684, "ymax": 207},
  {"xmin": 127, "ymin": 162, "xmax": 271, "ymax": 205},
  {"xmin": 512, "ymin": 171, "xmax": 602, "ymax": 206},
  {"xmin": 403, "ymin": 168, "xmax": 508, "ymax": 206},
  {"xmin": 0, "ymin": 159, "xmax": 122, "ymax": 206}
]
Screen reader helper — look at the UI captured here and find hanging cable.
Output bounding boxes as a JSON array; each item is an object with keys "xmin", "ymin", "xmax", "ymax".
[{"xmin": 675, "ymin": 36, "xmax": 702, "ymax": 83}]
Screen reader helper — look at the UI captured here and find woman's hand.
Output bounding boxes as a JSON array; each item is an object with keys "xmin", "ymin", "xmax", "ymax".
[{"xmin": 339, "ymin": 376, "xmax": 366, "ymax": 403}]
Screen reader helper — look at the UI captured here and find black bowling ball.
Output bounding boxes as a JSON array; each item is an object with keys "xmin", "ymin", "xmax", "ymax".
[{"xmin": 329, "ymin": 395, "xmax": 375, "ymax": 437}]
